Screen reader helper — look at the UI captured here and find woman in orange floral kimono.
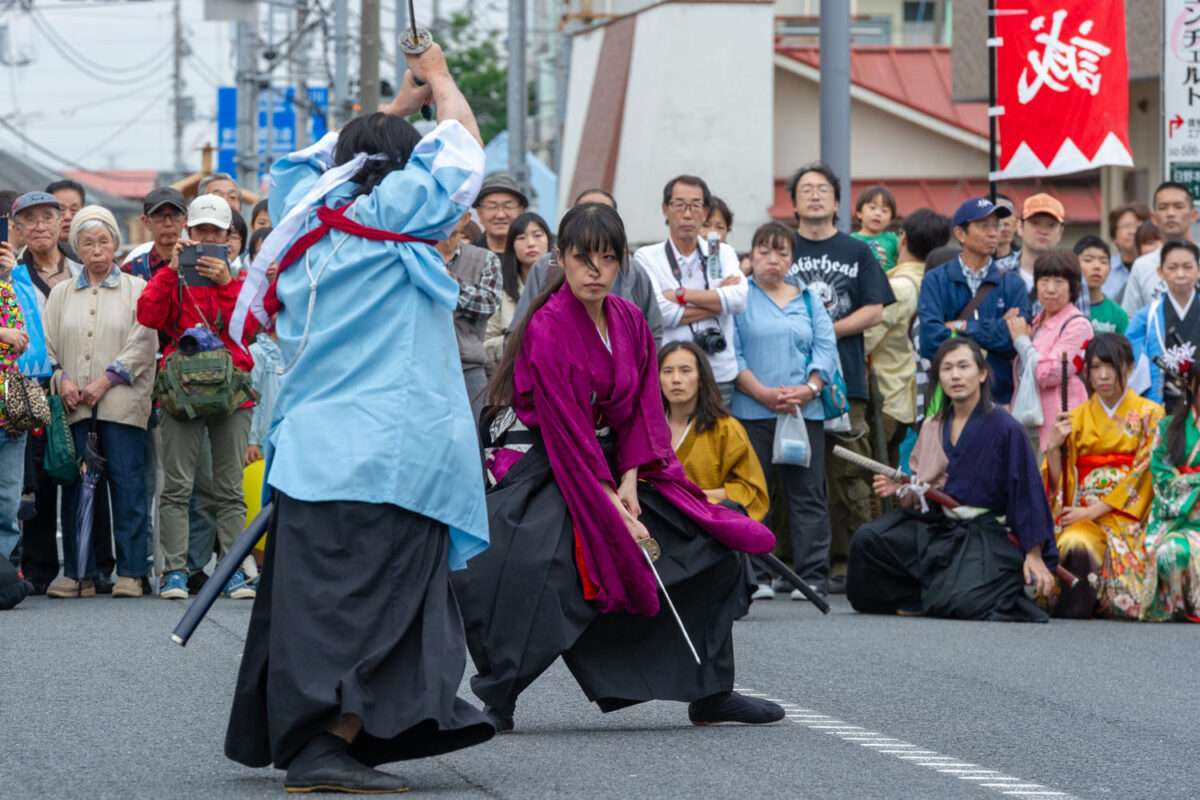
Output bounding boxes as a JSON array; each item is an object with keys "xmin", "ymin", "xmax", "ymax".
[{"xmin": 1043, "ymin": 335, "xmax": 1163, "ymax": 619}]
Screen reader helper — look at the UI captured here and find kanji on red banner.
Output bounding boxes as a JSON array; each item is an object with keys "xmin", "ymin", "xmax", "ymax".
[{"xmin": 994, "ymin": 1, "xmax": 1132, "ymax": 179}]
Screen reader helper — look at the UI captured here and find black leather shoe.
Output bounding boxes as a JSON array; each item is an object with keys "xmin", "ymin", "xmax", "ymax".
[
  {"xmin": 688, "ymin": 691, "xmax": 785, "ymax": 726},
  {"xmin": 484, "ymin": 705, "xmax": 514, "ymax": 733},
  {"xmin": 94, "ymin": 575, "xmax": 115, "ymax": 595},
  {"xmin": 827, "ymin": 575, "xmax": 847, "ymax": 595},
  {"xmin": 285, "ymin": 752, "xmax": 409, "ymax": 794}
]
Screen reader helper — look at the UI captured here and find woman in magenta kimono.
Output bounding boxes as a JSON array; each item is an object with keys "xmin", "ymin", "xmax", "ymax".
[{"xmin": 453, "ymin": 203, "xmax": 784, "ymax": 732}]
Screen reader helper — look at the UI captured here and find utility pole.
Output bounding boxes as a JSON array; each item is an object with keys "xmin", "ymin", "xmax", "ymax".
[
  {"xmin": 292, "ymin": 0, "xmax": 310, "ymax": 148},
  {"xmin": 818, "ymin": 3, "xmax": 850, "ymax": 231},
  {"xmin": 394, "ymin": 0, "xmax": 404, "ymax": 97},
  {"xmin": 507, "ymin": 0, "xmax": 530, "ymax": 197},
  {"xmin": 172, "ymin": 0, "xmax": 185, "ymax": 172},
  {"xmin": 334, "ymin": 0, "xmax": 351, "ymax": 126},
  {"xmin": 235, "ymin": 20, "xmax": 257, "ymax": 189},
  {"xmin": 359, "ymin": 0, "xmax": 381, "ymax": 117}
]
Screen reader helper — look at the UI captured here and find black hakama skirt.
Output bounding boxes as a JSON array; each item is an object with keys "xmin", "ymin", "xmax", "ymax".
[
  {"xmin": 451, "ymin": 442, "xmax": 743, "ymax": 715},
  {"xmin": 224, "ymin": 494, "xmax": 495, "ymax": 770},
  {"xmin": 846, "ymin": 508, "xmax": 1048, "ymax": 623}
]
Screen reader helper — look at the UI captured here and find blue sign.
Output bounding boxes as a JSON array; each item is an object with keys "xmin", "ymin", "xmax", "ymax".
[{"xmin": 215, "ymin": 85, "xmax": 331, "ymax": 182}]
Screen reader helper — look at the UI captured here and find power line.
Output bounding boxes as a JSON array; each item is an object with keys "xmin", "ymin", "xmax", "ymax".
[
  {"xmin": 31, "ymin": 9, "xmax": 172, "ymax": 74},
  {"xmin": 76, "ymin": 88, "xmax": 171, "ymax": 162},
  {"xmin": 0, "ymin": 115, "xmax": 159, "ymax": 179},
  {"xmin": 26, "ymin": 12, "xmax": 172, "ymax": 86}
]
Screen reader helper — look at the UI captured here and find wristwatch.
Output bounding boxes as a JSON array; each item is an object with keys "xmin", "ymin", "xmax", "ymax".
[
  {"xmin": 675, "ymin": 286, "xmax": 687, "ymax": 306},
  {"xmin": 954, "ymin": 320, "xmax": 967, "ymax": 333},
  {"xmin": 806, "ymin": 381, "xmax": 821, "ymax": 398}
]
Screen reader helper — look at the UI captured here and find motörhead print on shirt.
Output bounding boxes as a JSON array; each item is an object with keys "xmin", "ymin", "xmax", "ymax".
[{"xmin": 786, "ymin": 230, "xmax": 894, "ymax": 401}]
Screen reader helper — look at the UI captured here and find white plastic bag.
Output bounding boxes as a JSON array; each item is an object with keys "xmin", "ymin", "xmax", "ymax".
[
  {"xmin": 773, "ymin": 407, "xmax": 812, "ymax": 467},
  {"xmin": 1011, "ymin": 351, "xmax": 1044, "ymax": 428},
  {"xmin": 824, "ymin": 412, "xmax": 852, "ymax": 433}
]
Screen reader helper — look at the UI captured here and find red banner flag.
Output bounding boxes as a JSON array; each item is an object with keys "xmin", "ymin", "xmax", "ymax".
[{"xmin": 993, "ymin": 1, "xmax": 1132, "ymax": 179}]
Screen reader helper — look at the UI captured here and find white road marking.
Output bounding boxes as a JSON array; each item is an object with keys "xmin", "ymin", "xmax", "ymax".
[{"xmin": 734, "ymin": 683, "xmax": 1078, "ymax": 800}]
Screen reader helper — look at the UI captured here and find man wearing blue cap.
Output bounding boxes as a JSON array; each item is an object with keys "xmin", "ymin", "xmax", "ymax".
[{"xmin": 916, "ymin": 197, "xmax": 1031, "ymax": 404}]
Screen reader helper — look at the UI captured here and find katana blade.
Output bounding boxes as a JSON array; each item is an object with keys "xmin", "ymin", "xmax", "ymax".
[{"xmin": 641, "ymin": 545, "xmax": 701, "ymax": 665}]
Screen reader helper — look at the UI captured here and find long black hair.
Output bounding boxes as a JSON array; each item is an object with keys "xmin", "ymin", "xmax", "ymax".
[
  {"xmin": 929, "ymin": 337, "xmax": 993, "ymax": 421},
  {"xmin": 658, "ymin": 340, "xmax": 728, "ymax": 434},
  {"xmin": 335, "ymin": 112, "xmax": 423, "ymax": 196},
  {"xmin": 1167, "ymin": 360, "xmax": 1200, "ymax": 467},
  {"xmin": 499, "ymin": 212, "xmax": 552, "ymax": 303},
  {"xmin": 1083, "ymin": 333, "xmax": 1134, "ymax": 395},
  {"xmin": 485, "ymin": 203, "xmax": 628, "ymax": 414}
]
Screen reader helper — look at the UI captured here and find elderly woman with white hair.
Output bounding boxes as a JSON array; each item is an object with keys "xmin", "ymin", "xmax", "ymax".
[{"xmin": 43, "ymin": 206, "xmax": 158, "ymax": 598}]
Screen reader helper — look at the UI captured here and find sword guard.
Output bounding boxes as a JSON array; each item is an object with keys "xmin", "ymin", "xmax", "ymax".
[
  {"xmin": 638, "ymin": 537, "xmax": 661, "ymax": 562},
  {"xmin": 398, "ymin": 27, "xmax": 433, "ymax": 55}
]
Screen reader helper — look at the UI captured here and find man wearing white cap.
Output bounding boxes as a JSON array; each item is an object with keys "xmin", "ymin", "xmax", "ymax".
[{"xmin": 136, "ymin": 194, "xmax": 257, "ymax": 603}]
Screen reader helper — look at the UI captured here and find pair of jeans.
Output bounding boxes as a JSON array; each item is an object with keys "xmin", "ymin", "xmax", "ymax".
[
  {"xmin": 60, "ymin": 421, "xmax": 149, "ymax": 580},
  {"xmin": 158, "ymin": 408, "xmax": 251, "ymax": 574},
  {"xmin": 741, "ymin": 416, "xmax": 832, "ymax": 593},
  {"xmin": 0, "ymin": 432, "xmax": 27, "ymax": 562}
]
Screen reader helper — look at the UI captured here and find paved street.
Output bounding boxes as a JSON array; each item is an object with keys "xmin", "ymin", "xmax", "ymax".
[{"xmin": 4, "ymin": 592, "xmax": 1193, "ymax": 799}]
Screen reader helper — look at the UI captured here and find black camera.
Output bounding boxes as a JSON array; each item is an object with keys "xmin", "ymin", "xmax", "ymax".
[{"xmin": 693, "ymin": 325, "xmax": 726, "ymax": 355}]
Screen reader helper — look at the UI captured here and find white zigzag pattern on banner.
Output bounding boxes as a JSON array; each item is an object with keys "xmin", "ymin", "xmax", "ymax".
[{"xmin": 990, "ymin": 131, "xmax": 1133, "ymax": 181}]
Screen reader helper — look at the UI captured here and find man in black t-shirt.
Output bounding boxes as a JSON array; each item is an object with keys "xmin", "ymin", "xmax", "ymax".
[{"xmin": 784, "ymin": 163, "xmax": 895, "ymax": 592}]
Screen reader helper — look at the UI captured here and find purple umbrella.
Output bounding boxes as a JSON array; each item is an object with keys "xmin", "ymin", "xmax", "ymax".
[{"xmin": 74, "ymin": 407, "xmax": 106, "ymax": 581}]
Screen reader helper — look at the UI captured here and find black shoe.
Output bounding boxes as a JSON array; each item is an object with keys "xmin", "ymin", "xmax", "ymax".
[
  {"xmin": 187, "ymin": 571, "xmax": 209, "ymax": 595},
  {"xmin": 483, "ymin": 705, "xmax": 514, "ymax": 733},
  {"xmin": 827, "ymin": 575, "xmax": 847, "ymax": 595},
  {"xmin": 284, "ymin": 757, "xmax": 409, "ymax": 794},
  {"xmin": 688, "ymin": 691, "xmax": 785, "ymax": 726},
  {"xmin": 94, "ymin": 575, "xmax": 115, "ymax": 595},
  {"xmin": 24, "ymin": 578, "xmax": 50, "ymax": 596}
]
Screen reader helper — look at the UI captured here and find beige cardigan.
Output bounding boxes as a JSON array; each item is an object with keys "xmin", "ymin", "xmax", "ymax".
[{"xmin": 44, "ymin": 268, "xmax": 158, "ymax": 428}]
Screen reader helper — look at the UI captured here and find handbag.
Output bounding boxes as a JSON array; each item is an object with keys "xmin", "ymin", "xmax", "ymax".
[
  {"xmin": 42, "ymin": 394, "xmax": 78, "ymax": 485},
  {"xmin": 2, "ymin": 372, "xmax": 50, "ymax": 435},
  {"xmin": 1011, "ymin": 350, "xmax": 1044, "ymax": 428},
  {"xmin": 801, "ymin": 291, "xmax": 851, "ymax": 421},
  {"xmin": 772, "ymin": 407, "xmax": 812, "ymax": 467}
]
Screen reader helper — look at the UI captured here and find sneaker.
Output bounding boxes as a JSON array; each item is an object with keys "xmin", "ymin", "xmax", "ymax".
[
  {"xmin": 828, "ymin": 575, "xmax": 847, "ymax": 595},
  {"xmin": 896, "ymin": 603, "xmax": 926, "ymax": 617},
  {"xmin": 47, "ymin": 577, "xmax": 96, "ymax": 598},
  {"xmin": 791, "ymin": 586, "xmax": 824, "ymax": 601},
  {"xmin": 751, "ymin": 583, "xmax": 776, "ymax": 601},
  {"xmin": 161, "ymin": 571, "xmax": 189, "ymax": 599},
  {"xmin": 222, "ymin": 569, "xmax": 257, "ymax": 600},
  {"xmin": 112, "ymin": 577, "xmax": 144, "ymax": 598}
]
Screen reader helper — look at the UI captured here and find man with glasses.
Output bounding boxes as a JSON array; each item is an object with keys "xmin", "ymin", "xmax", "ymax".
[
  {"xmin": 636, "ymin": 174, "xmax": 746, "ymax": 407},
  {"xmin": 784, "ymin": 163, "xmax": 894, "ymax": 596},
  {"xmin": 472, "ymin": 173, "xmax": 527, "ymax": 255},
  {"xmin": 125, "ymin": 187, "xmax": 187, "ymax": 283},
  {"xmin": 917, "ymin": 196, "xmax": 1030, "ymax": 406}
]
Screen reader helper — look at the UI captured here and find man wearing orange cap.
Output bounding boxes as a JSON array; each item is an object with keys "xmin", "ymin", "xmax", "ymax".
[{"xmin": 1012, "ymin": 193, "xmax": 1065, "ymax": 293}]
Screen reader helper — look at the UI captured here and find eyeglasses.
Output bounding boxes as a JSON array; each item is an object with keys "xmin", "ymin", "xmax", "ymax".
[
  {"xmin": 668, "ymin": 200, "xmax": 706, "ymax": 213},
  {"xmin": 149, "ymin": 210, "xmax": 184, "ymax": 223},
  {"xmin": 14, "ymin": 215, "xmax": 58, "ymax": 231},
  {"xmin": 796, "ymin": 185, "xmax": 834, "ymax": 197},
  {"xmin": 480, "ymin": 201, "xmax": 521, "ymax": 213}
]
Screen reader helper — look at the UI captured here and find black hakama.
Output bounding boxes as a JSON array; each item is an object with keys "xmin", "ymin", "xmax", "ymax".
[
  {"xmin": 846, "ymin": 508, "xmax": 1048, "ymax": 623},
  {"xmin": 452, "ymin": 442, "xmax": 742, "ymax": 715},
  {"xmin": 225, "ymin": 494, "xmax": 495, "ymax": 769}
]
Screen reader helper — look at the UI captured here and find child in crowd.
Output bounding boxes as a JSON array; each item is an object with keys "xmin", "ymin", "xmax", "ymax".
[
  {"xmin": 1076, "ymin": 235, "xmax": 1128, "ymax": 334},
  {"xmin": 701, "ymin": 196, "xmax": 734, "ymax": 243},
  {"xmin": 852, "ymin": 185, "xmax": 899, "ymax": 271},
  {"xmin": 1137, "ymin": 220, "xmax": 1163, "ymax": 256}
]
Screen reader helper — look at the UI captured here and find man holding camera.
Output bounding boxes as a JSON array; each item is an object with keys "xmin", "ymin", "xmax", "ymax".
[
  {"xmin": 136, "ymin": 194, "xmax": 255, "ymax": 602},
  {"xmin": 636, "ymin": 175, "xmax": 745, "ymax": 407}
]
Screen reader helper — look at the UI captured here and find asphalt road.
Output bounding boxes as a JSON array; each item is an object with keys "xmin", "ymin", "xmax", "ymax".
[{"xmin": 3, "ymin": 593, "xmax": 1194, "ymax": 799}]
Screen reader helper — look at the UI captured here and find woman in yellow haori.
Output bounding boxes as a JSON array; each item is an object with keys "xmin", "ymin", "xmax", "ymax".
[
  {"xmin": 660, "ymin": 340, "xmax": 769, "ymax": 522},
  {"xmin": 1043, "ymin": 334, "xmax": 1163, "ymax": 619}
]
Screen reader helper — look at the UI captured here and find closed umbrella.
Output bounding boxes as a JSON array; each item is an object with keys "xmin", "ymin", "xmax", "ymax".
[{"xmin": 74, "ymin": 406, "xmax": 106, "ymax": 581}]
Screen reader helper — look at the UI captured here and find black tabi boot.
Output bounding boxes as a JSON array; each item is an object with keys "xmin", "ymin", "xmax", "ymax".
[
  {"xmin": 284, "ymin": 732, "xmax": 409, "ymax": 794},
  {"xmin": 688, "ymin": 691, "xmax": 785, "ymax": 726}
]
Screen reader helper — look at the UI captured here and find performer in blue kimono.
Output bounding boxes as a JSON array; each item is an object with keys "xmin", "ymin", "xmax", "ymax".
[
  {"xmin": 223, "ymin": 45, "xmax": 495, "ymax": 795},
  {"xmin": 1125, "ymin": 240, "xmax": 1200, "ymax": 412},
  {"xmin": 846, "ymin": 337, "xmax": 1059, "ymax": 622}
]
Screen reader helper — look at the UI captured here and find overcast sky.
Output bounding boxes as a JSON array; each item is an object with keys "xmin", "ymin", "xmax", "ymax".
[{"xmin": 0, "ymin": 0, "xmax": 477, "ymax": 175}]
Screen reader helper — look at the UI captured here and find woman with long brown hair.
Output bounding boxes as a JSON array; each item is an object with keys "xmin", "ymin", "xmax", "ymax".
[{"xmin": 453, "ymin": 202, "xmax": 783, "ymax": 733}]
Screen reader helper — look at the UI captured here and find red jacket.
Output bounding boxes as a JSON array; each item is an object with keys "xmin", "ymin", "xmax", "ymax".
[{"xmin": 136, "ymin": 266, "xmax": 255, "ymax": 372}]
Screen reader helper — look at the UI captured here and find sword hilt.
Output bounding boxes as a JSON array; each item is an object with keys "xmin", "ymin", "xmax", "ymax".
[{"xmin": 398, "ymin": 27, "xmax": 435, "ymax": 120}]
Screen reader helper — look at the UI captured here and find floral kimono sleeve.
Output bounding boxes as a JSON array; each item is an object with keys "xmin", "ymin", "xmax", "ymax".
[
  {"xmin": 1102, "ymin": 404, "xmax": 1164, "ymax": 521},
  {"xmin": 1149, "ymin": 417, "xmax": 1200, "ymax": 526}
]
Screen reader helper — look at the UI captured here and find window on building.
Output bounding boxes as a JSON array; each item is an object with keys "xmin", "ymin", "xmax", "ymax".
[{"xmin": 902, "ymin": 1, "xmax": 938, "ymax": 45}]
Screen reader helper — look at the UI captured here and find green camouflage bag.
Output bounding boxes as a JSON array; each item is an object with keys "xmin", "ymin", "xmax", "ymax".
[
  {"xmin": 42, "ymin": 394, "xmax": 78, "ymax": 485},
  {"xmin": 154, "ymin": 346, "xmax": 256, "ymax": 420}
]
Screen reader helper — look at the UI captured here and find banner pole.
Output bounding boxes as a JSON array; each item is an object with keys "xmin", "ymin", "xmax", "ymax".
[{"xmin": 988, "ymin": 0, "xmax": 997, "ymax": 202}]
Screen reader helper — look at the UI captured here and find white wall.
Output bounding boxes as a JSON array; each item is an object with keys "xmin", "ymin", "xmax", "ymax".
[
  {"xmin": 557, "ymin": 26, "xmax": 605, "ymax": 215},
  {"xmin": 610, "ymin": 2, "xmax": 776, "ymax": 249},
  {"xmin": 773, "ymin": 66, "xmax": 986, "ymax": 180}
]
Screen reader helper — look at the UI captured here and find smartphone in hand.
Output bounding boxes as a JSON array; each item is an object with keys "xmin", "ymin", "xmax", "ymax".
[{"xmin": 178, "ymin": 243, "xmax": 229, "ymax": 288}]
